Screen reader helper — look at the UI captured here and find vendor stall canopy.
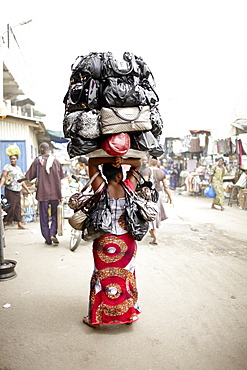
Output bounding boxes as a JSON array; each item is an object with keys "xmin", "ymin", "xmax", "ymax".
[{"xmin": 228, "ymin": 119, "xmax": 247, "ymax": 137}]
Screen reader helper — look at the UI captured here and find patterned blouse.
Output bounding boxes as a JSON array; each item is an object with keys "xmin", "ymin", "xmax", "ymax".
[
  {"xmin": 3, "ymin": 164, "xmax": 24, "ymax": 192},
  {"xmin": 107, "ymin": 179, "xmax": 134, "ymax": 236},
  {"xmin": 108, "ymin": 197, "xmax": 127, "ymax": 236}
]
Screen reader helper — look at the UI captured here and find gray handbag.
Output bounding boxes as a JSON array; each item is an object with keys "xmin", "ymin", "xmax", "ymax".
[
  {"xmin": 63, "ymin": 110, "xmax": 101, "ymax": 139},
  {"xmin": 121, "ymin": 181, "xmax": 158, "ymax": 222},
  {"xmin": 100, "ymin": 105, "xmax": 152, "ymax": 135},
  {"xmin": 68, "ymin": 172, "xmax": 105, "ymax": 230}
]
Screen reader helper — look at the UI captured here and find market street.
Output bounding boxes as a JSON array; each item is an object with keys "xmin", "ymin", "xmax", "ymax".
[{"xmin": 1, "ymin": 191, "xmax": 247, "ymax": 370}]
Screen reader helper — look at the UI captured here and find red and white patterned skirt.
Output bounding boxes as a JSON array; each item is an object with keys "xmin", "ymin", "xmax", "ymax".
[{"xmin": 88, "ymin": 232, "xmax": 141, "ymax": 325}]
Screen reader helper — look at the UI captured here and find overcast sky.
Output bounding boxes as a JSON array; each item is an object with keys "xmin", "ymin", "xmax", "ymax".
[{"xmin": 3, "ymin": 0, "xmax": 247, "ymax": 139}]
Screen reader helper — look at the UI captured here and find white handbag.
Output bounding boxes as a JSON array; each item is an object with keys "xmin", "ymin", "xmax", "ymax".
[
  {"xmin": 100, "ymin": 106, "xmax": 152, "ymax": 135},
  {"xmin": 57, "ymin": 201, "xmax": 64, "ymax": 236}
]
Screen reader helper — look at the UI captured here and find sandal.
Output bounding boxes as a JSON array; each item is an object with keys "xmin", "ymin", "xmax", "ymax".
[{"xmin": 83, "ymin": 316, "xmax": 100, "ymax": 329}]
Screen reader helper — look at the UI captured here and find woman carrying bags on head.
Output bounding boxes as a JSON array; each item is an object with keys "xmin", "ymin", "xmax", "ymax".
[
  {"xmin": 0, "ymin": 152, "xmax": 30, "ymax": 229},
  {"xmin": 83, "ymin": 156, "xmax": 142, "ymax": 328}
]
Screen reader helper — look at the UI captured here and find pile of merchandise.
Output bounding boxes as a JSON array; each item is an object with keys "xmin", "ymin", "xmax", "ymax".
[{"xmin": 63, "ymin": 52, "xmax": 164, "ymax": 158}]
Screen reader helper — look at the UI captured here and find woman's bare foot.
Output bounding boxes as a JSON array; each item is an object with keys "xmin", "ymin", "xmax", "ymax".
[{"xmin": 83, "ymin": 316, "xmax": 100, "ymax": 328}]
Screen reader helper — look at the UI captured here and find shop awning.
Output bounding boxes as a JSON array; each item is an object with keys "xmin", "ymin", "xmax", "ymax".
[
  {"xmin": 46, "ymin": 130, "xmax": 69, "ymax": 143},
  {"xmin": 228, "ymin": 119, "xmax": 247, "ymax": 136}
]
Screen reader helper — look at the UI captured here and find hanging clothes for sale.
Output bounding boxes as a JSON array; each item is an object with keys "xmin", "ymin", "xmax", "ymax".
[
  {"xmin": 190, "ymin": 137, "xmax": 202, "ymax": 153},
  {"xmin": 237, "ymin": 140, "xmax": 243, "ymax": 166}
]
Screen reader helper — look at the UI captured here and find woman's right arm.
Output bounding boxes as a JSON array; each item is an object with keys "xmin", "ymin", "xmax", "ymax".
[{"xmin": 0, "ymin": 170, "xmax": 7, "ymax": 189}]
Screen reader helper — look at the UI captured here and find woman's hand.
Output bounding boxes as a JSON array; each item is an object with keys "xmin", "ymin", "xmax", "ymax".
[{"xmin": 112, "ymin": 157, "xmax": 123, "ymax": 168}]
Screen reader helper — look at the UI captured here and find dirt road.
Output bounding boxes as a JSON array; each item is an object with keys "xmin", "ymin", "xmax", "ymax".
[{"xmin": 1, "ymin": 192, "xmax": 246, "ymax": 370}]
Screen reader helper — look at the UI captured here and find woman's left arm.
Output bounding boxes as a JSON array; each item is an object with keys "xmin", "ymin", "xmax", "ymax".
[
  {"xmin": 122, "ymin": 158, "xmax": 141, "ymax": 188},
  {"xmin": 21, "ymin": 181, "xmax": 31, "ymax": 194},
  {"xmin": 162, "ymin": 178, "xmax": 173, "ymax": 204}
]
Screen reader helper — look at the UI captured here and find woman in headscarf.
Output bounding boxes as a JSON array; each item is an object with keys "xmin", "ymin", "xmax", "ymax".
[
  {"xmin": 209, "ymin": 157, "xmax": 226, "ymax": 211},
  {"xmin": 0, "ymin": 155, "xmax": 30, "ymax": 229}
]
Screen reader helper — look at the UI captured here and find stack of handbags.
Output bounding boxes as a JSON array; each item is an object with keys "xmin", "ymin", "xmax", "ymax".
[{"xmin": 63, "ymin": 51, "xmax": 164, "ymax": 158}]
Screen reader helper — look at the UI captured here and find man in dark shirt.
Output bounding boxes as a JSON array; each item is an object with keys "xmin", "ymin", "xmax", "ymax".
[{"xmin": 19, "ymin": 142, "xmax": 64, "ymax": 245}]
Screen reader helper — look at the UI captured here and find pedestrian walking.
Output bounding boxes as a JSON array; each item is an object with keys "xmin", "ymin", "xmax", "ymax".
[
  {"xmin": 140, "ymin": 156, "xmax": 149, "ymax": 175},
  {"xmin": 143, "ymin": 157, "xmax": 173, "ymax": 245},
  {"xmin": 209, "ymin": 157, "xmax": 226, "ymax": 211},
  {"xmin": 0, "ymin": 152, "xmax": 30, "ymax": 229},
  {"xmin": 18, "ymin": 142, "xmax": 64, "ymax": 245},
  {"xmin": 74, "ymin": 157, "xmax": 89, "ymax": 185}
]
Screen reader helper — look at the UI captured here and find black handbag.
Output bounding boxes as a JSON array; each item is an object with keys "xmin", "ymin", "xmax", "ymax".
[
  {"xmin": 67, "ymin": 136, "xmax": 101, "ymax": 158},
  {"xmin": 130, "ymin": 131, "xmax": 164, "ymax": 157},
  {"xmin": 121, "ymin": 182, "xmax": 149, "ymax": 241},
  {"xmin": 63, "ymin": 78, "xmax": 100, "ymax": 112},
  {"xmin": 81, "ymin": 186, "xmax": 112, "ymax": 241},
  {"xmin": 130, "ymin": 168, "xmax": 159, "ymax": 203},
  {"xmin": 90, "ymin": 187, "xmax": 112, "ymax": 232},
  {"xmin": 70, "ymin": 52, "xmax": 103, "ymax": 80},
  {"xmin": 150, "ymin": 106, "xmax": 163, "ymax": 137},
  {"xmin": 134, "ymin": 55, "xmax": 152, "ymax": 79},
  {"xmin": 81, "ymin": 217, "xmax": 107, "ymax": 241},
  {"xmin": 140, "ymin": 79, "xmax": 159, "ymax": 107},
  {"xmin": 102, "ymin": 52, "xmax": 140, "ymax": 78},
  {"xmin": 102, "ymin": 76, "xmax": 146, "ymax": 107}
]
